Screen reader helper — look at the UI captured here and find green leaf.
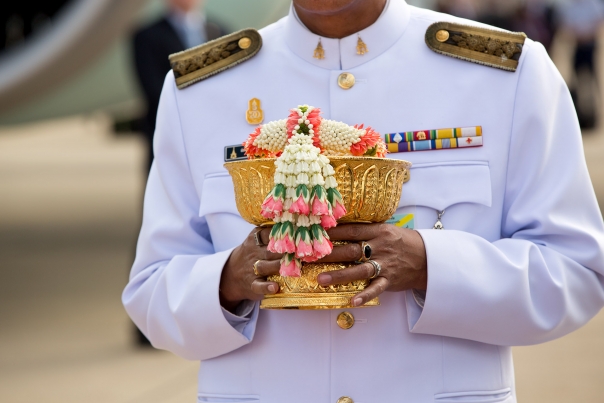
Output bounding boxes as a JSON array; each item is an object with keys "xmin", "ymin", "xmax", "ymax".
[
  {"xmin": 296, "ymin": 184, "xmax": 309, "ymax": 198},
  {"xmin": 364, "ymin": 146, "xmax": 378, "ymax": 157},
  {"xmin": 311, "ymin": 224, "xmax": 322, "ymax": 240},
  {"xmin": 313, "ymin": 185, "xmax": 324, "ymax": 199},
  {"xmin": 327, "ymin": 188, "xmax": 335, "ymax": 205},
  {"xmin": 270, "ymin": 223, "xmax": 282, "ymax": 237}
]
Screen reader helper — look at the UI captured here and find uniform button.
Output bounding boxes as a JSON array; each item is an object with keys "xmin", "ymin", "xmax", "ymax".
[
  {"xmin": 337, "ymin": 312, "xmax": 355, "ymax": 330},
  {"xmin": 436, "ymin": 29, "xmax": 450, "ymax": 42},
  {"xmin": 337, "ymin": 397, "xmax": 354, "ymax": 403},
  {"xmin": 337, "ymin": 73, "xmax": 355, "ymax": 90},
  {"xmin": 238, "ymin": 37, "xmax": 252, "ymax": 49}
]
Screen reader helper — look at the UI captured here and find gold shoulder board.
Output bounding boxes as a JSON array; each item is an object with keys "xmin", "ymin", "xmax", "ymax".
[
  {"xmin": 425, "ymin": 22, "xmax": 527, "ymax": 72},
  {"xmin": 169, "ymin": 28, "xmax": 262, "ymax": 90}
]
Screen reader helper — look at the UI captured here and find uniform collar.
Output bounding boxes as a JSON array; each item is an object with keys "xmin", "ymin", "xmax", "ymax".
[{"xmin": 284, "ymin": 0, "xmax": 411, "ymax": 70}]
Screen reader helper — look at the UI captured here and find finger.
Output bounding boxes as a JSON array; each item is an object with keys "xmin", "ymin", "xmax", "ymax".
[
  {"xmin": 317, "ymin": 263, "xmax": 375, "ymax": 286},
  {"xmin": 251, "ymin": 279, "xmax": 280, "ymax": 296},
  {"xmin": 351, "ymin": 276, "xmax": 389, "ymax": 307},
  {"xmin": 253, "ymin": 260, "xmax": 281, "ymax": 277},
  {"xmin": 262, "ymin": 249, "xmax": 283, "ymax": 261},
  {"xmin": 317, "ymin": 243, "xmax": 363, "ymax": 263},
  {"xmin": 252, "ymin": 227, "xmax": 273, "ymax": 247},
  {"xmin": 326, "ymin": 223, "xmax": 383, "ymax": 242}
]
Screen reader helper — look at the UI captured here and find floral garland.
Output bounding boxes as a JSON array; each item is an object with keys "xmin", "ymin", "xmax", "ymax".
[{"xmin": 243, "ymin": 106, "xmax": 387, "ymax": 277}]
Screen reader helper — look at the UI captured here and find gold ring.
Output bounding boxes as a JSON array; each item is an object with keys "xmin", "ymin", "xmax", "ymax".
[
  {"xmin": 253, "ymin": 260, "xmax": 262, "ymax": 277},
  {"xmin": 357, "ymin": 241, "xmax": 372, "ymax": 263}
]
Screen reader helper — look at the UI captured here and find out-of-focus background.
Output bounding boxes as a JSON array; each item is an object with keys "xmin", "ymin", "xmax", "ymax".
[{"xmin": 0, "ymin": 0, "xmax": 603, "ymax": 402}]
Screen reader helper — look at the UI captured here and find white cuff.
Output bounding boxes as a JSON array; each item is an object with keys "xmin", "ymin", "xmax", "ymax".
[
  {"xmin": 221, "ymin": 300, "xmax": 259, "ymax": 339},
  {"xmin": 412, "ymin": 289, "xmax": 426, "ymax": 308}
]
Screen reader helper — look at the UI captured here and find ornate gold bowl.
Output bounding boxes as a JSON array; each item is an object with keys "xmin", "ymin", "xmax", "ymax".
[{"xmin": 224, "ymin": 156, "xmax": 411, "ymax": 310}]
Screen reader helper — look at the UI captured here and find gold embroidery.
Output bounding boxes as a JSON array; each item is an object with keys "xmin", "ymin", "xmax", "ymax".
[
  {"xmin": 425, "ymin": 22, "xmax": 526, "ymax": 72},
  {"xmin": 314, "ymin": 38, "xmax": 325, "ymax": 60},
  {"xmin": 246, "ymin": 98, "xmax": 264, "ymax": 125},
  {"xmin": 356, "ymin": 35, "xmax": 368, "ymax": 55},
  {"xmin": 172, "ymin": 42, "xmax": 240, "ymax": 77},
  {"xmin": 169, "ymin": 28, "xmax": 262, "ymax": 89},
  {"xmin": 451, "ymin": 32, "xmax": 521, "ymax": 59}
]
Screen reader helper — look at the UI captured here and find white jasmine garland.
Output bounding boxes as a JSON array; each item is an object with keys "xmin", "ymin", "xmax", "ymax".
[{"xmin": 252, "ymin": 119, "xmax": 288, "ymax": 153}]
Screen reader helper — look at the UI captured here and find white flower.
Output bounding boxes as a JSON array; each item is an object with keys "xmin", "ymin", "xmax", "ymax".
[
  {"xmin": 285, "ymin": 175, "xmax": 296, "ymax": 187},
  {"xmin": 297, "ymin": 215, "xmax": 310, "ymax": 227},
  {"xmin": 274, "ymin": 173, "xmax": 287, "ymax": 184},
  {"xmin": 310, "ymin": 161, "xmax": 321, "ymax": 173},
  {"xmin": 252, "ymin": 119, "xmax": 288, "ymax": 153},
  {"xmin": 282, "ymin": 211, "xmax": 294, "ymax": 222},
  {"xmin": 323, "ymin": 164, "xmax": 335, "ymax": 176},
  {"xmin": 309, "ymin": 215, "xmax": 322, "ymax": 225},
  {"xmin": 325, "ymin": 176, "xmax": 337, "ymax": 189},
  {"xmin": 296, "ymin": 173, "xmax": 310, "ymax": 185}
]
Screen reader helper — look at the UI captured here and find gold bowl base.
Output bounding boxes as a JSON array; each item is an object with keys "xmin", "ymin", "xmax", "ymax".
[
  {"xmin": 261, "ymin": 293, "xmax": 379, "ymax": 310},
  {"xmin": 261, "ymin": 260, "xmax": 379, "ymax": 310}
]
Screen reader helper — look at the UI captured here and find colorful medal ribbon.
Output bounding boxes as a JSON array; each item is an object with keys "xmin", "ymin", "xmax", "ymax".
[{"xmin": 385, "ymin": 126, "xmax": 482, "ymax": 153}]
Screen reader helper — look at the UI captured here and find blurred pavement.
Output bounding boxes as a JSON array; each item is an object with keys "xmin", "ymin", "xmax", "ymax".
[{"xmin": 0, "ymin": 116, "xmax": 198, "ymax": 403}]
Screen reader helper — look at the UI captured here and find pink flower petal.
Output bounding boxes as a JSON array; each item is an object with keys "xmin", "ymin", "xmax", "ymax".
[
  {"xmin": 289, "ymin": 196, "xmax": 310, "ymax": 215},
  {"xmin": 332, "ymin": 201, "xmax": 347, "ymax": 220},
  {"xmin": 321, "ymin": 214, "xmax": 338, "ymax": 229},
  {"xmin": 295, "ymin": 239, "xmax": 314, "ymax": 258},
  {"xmin": 312, "ymin": 197, "xmax": 330, "ymax": 216},
  {"xmin": 280, "ymin": 258, "xmax": 301, "ymax": 277},
  {"xmin": 313, "ymin": 238, "xmax": 333, "ymax": 260}
]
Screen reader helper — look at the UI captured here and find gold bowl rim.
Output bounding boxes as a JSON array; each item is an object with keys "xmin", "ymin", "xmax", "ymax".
[{"xmin": 224, "ymin": 155, "xmax": 413, "ymax": 169}]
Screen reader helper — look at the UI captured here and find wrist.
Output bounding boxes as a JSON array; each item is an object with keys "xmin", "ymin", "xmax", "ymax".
[
  {"xmin": 220, "ymin": 293, "xmax": 243, "ymax": 313},
  {"xmin": 220, "ymin": 247, "xmax": 245, "ymax": 313}
]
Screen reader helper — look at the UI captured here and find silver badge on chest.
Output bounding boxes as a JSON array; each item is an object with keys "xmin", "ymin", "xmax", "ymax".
[{"xmin": 433, "ymin": 210, "xmax": 445, "ymax": 230}]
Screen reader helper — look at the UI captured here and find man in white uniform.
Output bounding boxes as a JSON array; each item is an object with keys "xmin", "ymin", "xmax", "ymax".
[{"xmin": 123, "ymin": 0, "xmax": 604, "ymax": 402}]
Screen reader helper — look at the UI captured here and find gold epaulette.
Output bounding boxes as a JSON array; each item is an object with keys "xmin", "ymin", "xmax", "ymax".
[
  {"xmin": 169, "ymin": 28, "xmax": 262, "ymax": 90},
  {"xmin": 425, "ymin": 22, "xmax": 527, "ymax": 72}
]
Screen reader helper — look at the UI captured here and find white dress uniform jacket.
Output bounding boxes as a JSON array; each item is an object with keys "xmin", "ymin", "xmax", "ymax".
[{"xmin": 123, "ymin": 1, "xmax": 604, "ymax": 402}]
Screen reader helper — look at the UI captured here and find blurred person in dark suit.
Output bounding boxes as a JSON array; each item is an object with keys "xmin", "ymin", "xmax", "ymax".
[
  {"xmin": 131, "ymin": 0, "xmax": 225, "ymax": 346},
  {"xmin": 476, "ymin": 0, "xmax": 517, "ymax": 31},
  {"xmin": 511, "ymin": 1, "xmax": 556, "ymax": 52},
  {"xmin": 557, "ymin": 0, "xmax": 604, "ymax": 129},
  {"xmin": 435, "ymin": 0, "xmax": 477, "ymax": 19},
  {"xmin": 133, "ymin": 0, "xmax": 226, "ymax": 171}
]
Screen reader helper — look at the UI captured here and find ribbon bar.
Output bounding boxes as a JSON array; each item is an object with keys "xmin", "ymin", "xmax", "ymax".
[
  {"xmin": 387, "ymin": 136, "xmax": 483, "ymax": 153},
  {"xmin": 385, "ymin": 126, "xmax": 482, "ymax": 144}
]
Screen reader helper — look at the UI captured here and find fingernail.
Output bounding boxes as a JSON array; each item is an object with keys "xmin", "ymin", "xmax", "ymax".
[
  {"xmin": 353, "ymin": 298, "xmax": 363, "ymax": 307},
  {"xmin": 318, "ymin": 274, "xmax": 332, "ymax": 285},
  {"xmin": 268, "ymin": 285, "xmax": 277, "ymax": 293}
]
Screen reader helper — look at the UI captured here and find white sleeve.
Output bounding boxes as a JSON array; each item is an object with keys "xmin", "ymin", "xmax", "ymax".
[
  {"xmin": 406, "ymin": 41, "xmax": 604, "ymax": 346},
  {"xmin": 221, "ymin": 301, "xmax": 258, "ymax": 336},
  {"xmin": 122, "ymin": 72, "xmax": 259, "ymax": 360}
]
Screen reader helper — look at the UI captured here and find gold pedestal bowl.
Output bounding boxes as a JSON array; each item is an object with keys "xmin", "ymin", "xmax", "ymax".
[{"xmin": 224, "ymin": 156, "xmax": 411, "ymax": 310}]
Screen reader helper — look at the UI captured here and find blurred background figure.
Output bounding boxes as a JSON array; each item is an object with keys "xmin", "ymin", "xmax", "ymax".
[
  {"xmin": 475, "ymin": 0, "xmax": 519, "ymax": 31},
  {"xmin": 131, "ymin": 0, "xmax": 227, "ymax": 347},
  {"xmin": 0, "ymin": 3, "xmax": 64, "ymax": 52},
  {"xmin": 133, "ymin": 0, "xmax": 226, "ymax": 172},
  {"xmin": 435, "ymin": 0, "xmax": 477, "ymax": 19},
  {"xmin": 556, "ymin": 0, "xmax": 604, "ymax": 129},
  {"xmin": 512, "ymin": 0, "xmax": 557, "ymax": 52}
]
